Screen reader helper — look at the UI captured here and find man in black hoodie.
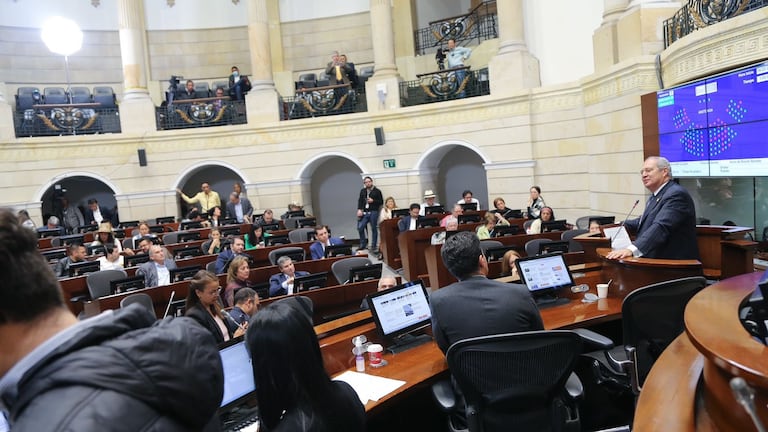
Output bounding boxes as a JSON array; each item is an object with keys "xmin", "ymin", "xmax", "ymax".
[{"xmin": 0, "ymin": 208, "xmax": 223, "ymax": 431}]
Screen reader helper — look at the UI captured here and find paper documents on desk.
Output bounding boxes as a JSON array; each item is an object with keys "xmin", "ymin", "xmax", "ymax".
[
  {"xmin": 333, "ymin": 371, "xmax": 406, "ymax": 405},
  {"xmin": 603, "ymin": 226, "xmax": 632, "ymax": 250}
]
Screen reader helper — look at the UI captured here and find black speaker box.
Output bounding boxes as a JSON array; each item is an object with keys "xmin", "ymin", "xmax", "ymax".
[
  {"xmin": 374, "ymin": 127, "xmax": 385, "ymax": 146},
  {"xmin": 138, "ymin": 148, "xmax": 147, "ymax": 167}
]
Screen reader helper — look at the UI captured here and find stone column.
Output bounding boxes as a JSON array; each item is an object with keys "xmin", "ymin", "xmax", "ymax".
[
  {"xmin": 0, "ymin": 82, "xmax": 13, "ymax": 141},
  {"xmin": 488, "ymin": 0, "xmax": 541, "ymax": 96},
  {"xmin": 117, "ymin": 0, "xmax": 155, "ymax": 133},
  {"xmin": 365, "ymin": 0, "xmax": 403, "ymax": 112},
  {"xmin": 593, "ymin": 0, "xmax": 630, "ymax": 72},
  {"xmin": 245, "ymin": 0, "xmax": 281, "ymax": 123},
  {"xmin": 617, "ymin": 0, "xmax": 681, "ymax": 61}
]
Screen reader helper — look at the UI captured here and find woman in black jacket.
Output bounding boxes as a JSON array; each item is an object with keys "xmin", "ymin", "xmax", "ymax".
[
  {"xmin": 185, "ymin": 270, "xmax": 244, "ymax": 344},
  {"xmin": 246, "ymin": 300, "xmax": 365, "ymax": 431}
]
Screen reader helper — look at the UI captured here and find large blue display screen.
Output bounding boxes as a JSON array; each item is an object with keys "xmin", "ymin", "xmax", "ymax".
[{"xmin": 656, "ymin": 61, "xmax": 768, "ymax": 177}]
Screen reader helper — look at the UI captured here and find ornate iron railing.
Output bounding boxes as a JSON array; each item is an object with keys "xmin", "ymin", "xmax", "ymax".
[
  {"xmin": 13, "ymin": 104, "xmax": 121, "ymax": 137},
  {"xmin": 279, "ymin": 83, "xmax": 367, "ymax": 120},
  {"xmin": 155, "ymin": 98, "xmax": 247, "ymax": 130},
  {"xmin": 414, "ymin": 1, "xmax": 497, "ymax": 56},
  {"xmin": 399, "ymin": 67, "xmax": 490, "ymax": 107},
  {"xmin": 663, "ymin": 0, "xmax": 768, "ymax": 48}
]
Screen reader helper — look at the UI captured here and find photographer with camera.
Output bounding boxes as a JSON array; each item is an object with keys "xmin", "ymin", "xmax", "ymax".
[{"xmin": 325, "ymin": 51, "xmax": 351, "ymax": 86}]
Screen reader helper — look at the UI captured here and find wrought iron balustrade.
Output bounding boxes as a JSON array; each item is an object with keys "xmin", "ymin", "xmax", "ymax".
[
  {"xmin": 280, "ymin": 83, "xmax": 367, "ymax": 120},
  {"xmin": 13, "ymin": 104, "xmax": 121, "ymax": 137},
  {"xmin": 155, "ymin": 97, "xmax": 247, "ymax": 130},
  {"xmin": 414, "ymin": 1, "xmax": 497, "ymax": 56},
  {"xmin": 399, "ymin": 67, "xmax": 490, "ymax": 107},
  {"xmin": 663, "ymin": 0, "xmax": 768, "ymax": 48}
]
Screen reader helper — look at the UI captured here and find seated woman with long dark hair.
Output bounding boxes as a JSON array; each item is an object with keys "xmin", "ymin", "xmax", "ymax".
[
  {"xmin": 246, "ymin": 301, "xmax": 365, "ymax": 432},
  {"xmin": 244, "ymin": 223, "xmax": 265, "ymax": 250},
  {"xmin": 185, "ymin": 270, "xmax": 244, "ymax": 344},
  {"xmin": 223, "ymin": 255, "xmax": 252, "ymax": 307},
  {"xmin": 528, "ymin": 206, "xmax": 555, "ymax": 234}
]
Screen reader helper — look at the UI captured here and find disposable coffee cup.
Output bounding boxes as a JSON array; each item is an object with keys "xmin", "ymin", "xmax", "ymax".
[
  {"xmin": 596, "ymin": 283, "xmax": 609, "ymax": 299},
  {"xmin": 368, "ymin": 344, "xmax": 384, "ymax": 367}
]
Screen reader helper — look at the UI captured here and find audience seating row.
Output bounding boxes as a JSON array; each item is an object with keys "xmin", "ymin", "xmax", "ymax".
[{"xmin": 15, "ymin": 86, "xmax": 117, "ymax": 110}]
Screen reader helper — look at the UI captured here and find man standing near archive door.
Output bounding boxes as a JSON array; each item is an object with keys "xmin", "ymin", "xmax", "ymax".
[{"xmin": 356, "ymin": 176, "xmax": 383, "ymax": 252}]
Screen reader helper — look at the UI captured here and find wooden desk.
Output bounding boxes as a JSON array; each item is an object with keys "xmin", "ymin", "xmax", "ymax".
[
  {"xmin": 379, "ymin": 219, "xmax": 402, "ymax": 269},
  {"xmin": 596, "ymin": 248, "xmax": 703, "ymax": 298},
  {"xmin": 696, "ymin": 225, "xmax": 757, "ymax": 278},
  {"xmin": 261, "ymin": 279, "xmax": 380, "ymax": 324}
]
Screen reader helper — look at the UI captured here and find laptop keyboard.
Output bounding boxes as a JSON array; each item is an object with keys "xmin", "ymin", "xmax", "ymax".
[{"xmin": 221, "ymin": 409, "xmax": 259, "ymax": 432}]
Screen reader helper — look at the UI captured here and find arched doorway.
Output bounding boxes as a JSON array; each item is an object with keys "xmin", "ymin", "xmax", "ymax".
[
  {"xmin": 417, "ymin": 140, "xmax": 490, "ymax": 209},
  {"xmin": 175, "ymin": 163, "xmax": 247, "ymax": 218},
  {"xmin": 39, "ymin": 175, "xmax": 117, "ymax": 227}
]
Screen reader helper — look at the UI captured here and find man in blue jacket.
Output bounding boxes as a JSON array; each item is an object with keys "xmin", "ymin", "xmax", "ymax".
[{"xmin": 309, "ymin": 225, "xmax": 345, "ymax": 259}]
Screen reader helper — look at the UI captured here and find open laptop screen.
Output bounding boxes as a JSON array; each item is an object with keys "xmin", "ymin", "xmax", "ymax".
[
  {"xmin": 515, "ymin": 253, "xmax": 575, "ymax": 294},
  {"xmin": 218, "ymin": 337, "xmax": 256, "ymax": 412}
]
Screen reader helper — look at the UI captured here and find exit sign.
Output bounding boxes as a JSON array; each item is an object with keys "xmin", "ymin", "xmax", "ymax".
[{"xmin": 383, "ymin": 159, "xmax": 396, "ymax": 168}]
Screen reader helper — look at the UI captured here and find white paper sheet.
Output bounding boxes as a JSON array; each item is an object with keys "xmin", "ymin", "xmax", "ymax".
[
  {"xmin": 603, "ymin": 226, "xmax": 632, "ymax": 250},
  {"xmin": 333, "ymin": 371, "xmax": 406, "ymax": 405}
]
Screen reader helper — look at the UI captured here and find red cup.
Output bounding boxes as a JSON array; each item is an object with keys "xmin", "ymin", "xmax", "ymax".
[{"xmin": 368, "ymin": 344, "xmax": 383, "ymax": 366}]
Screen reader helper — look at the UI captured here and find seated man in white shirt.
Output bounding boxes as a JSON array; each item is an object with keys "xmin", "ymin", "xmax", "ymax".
[
  {"xmin": 98, "ymin": 246, "xmax": 124, "ymax": 271},
  {"xmin": 419, "ymin": 190, "xmax": 441, "ymax": 216},
  {"xmin": 136, "ymin": 245, "xmax": 177, "ymax": 287}
]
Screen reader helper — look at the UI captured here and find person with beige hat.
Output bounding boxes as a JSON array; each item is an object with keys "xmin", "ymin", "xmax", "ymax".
[{"xmin": 419, "ymin": 189, "xmax": 442, "ymax": 216}]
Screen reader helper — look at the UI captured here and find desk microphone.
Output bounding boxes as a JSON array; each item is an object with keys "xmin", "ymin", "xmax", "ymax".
[
  {"xmin": 163, "ymin": 290, "xmax": 176, "ymax": 318},
  {"xmin": 730, "ymin": 377, "xmax": 767, "ymax": 432},
  {"xmin": 611, "ymin": 199, "xmax": 640, "ymax": 243}
]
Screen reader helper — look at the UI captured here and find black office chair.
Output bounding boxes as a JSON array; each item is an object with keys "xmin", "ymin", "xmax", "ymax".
[
  {"xmin": 268, "ymin": 247, "xmax": 305, "ymax": 266},
  {"xmin": 432, "ymin": 330, "xmax": 584, "ymax": 432},
  {"xmin": 561, "ymin": 229, "xmax": 588, "ymax": 252},
  {"xmin": 288, "ymin": 227, "xmax": 315, "ymax": 244},
  {"xmin": 120, "ymin": 293, "xmax": 155, "ymax": 318},
  {"xmin": 330, "ymin": 257, "xmax": 371, "ymax": 284},
  {"xmin": 478, "ymin": 240, "xmax": 503, "ymax": 256},
  {"xmin": 524, "ymin": 238, "xmax": 552, "ymax": 256},
  {"xmin": 579, "ymin": 276, "xmax": 707, "ymax": 397},
  {"xmin": 86, "ymin": 269, "xmax": 128, "ymax": 299}
]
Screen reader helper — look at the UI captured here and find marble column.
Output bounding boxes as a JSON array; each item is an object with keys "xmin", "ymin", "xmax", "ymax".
[
  {"xmin": 365, "ymin": 0, "xmax": 403, "ymax": 112},
  {"xmin": 593, "ymin": 0, "xmax": 630, "ymax": 72},
  {"xmin": 488, "ymin": 0, "xmax": 541, "ymax": 96},
  {"xmin": 617, "ymin": 0, "xmax": 681, "ymax": 61},
  {"xmin": 117, "ymin": 0, "xmax": 156, "ymax": 133},
  {"xmin": 0, "ymin": 83, "xmax": 13, "ymax": 141},
  {"xmin": 245, "ymin": 0, "xmax": 281, "ymax": 123}
]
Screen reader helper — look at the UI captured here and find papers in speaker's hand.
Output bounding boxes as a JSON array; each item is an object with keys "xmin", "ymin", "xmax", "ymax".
[
  {"xmin": 603, "ymin": 226, "xmax": 632, "ymax": 250},
  {"xmin": 333, "ymin": 371, "xmax": 406, "ymax": 405}
]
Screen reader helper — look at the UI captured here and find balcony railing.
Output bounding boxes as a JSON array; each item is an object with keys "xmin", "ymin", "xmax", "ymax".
[
  {"xmin": 663, "ymin": 0, "xmax": 768, "ymax": 48},
  {"xmin": 399, "ymin": 67, "xmax": 490, "ymax": 107},
  {"xmin": 414, "ymin": 1, "xmax": 497, "ymax": 56},
  {"xmin": 280, "ymin": 83, "xmax": 367, "ymax": 120},
  {"xmin": 13, "ymin": 104, "xmax": 121, "ymax": 137},
  {"xmin": 155, "ymin": 97, "xmax": 247, "ymax": 130}
]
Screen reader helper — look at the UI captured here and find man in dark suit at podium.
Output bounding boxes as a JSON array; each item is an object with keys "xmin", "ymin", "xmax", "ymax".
[
  {"xmin": 429, "ymin": 231, "xmax": 543, "ymax": 353},
  {"xmin": 607, "ymin": 156, "xmax": 699, "ymax": 260}
]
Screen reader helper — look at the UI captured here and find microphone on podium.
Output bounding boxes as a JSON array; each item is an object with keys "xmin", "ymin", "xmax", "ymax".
[
  {"xmin": 611, "ymin": 199, "xmax": 640, "ymax": 243},
  {"xmin": 730, "ymin": 377, "xmax": 767, "ymax": 432}
]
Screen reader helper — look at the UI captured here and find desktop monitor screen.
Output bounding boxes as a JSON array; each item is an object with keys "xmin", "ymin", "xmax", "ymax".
[
  {"xmin": 180, "ymin": 221, "xmax": 203, "ymax": 230},
  {"xmin": 77, "ymin": 224, "xmax": 98, "ymax": 233},
  {"xmin": 218, "ymin": 226, "xmax": 241, "ymax": 238},
  {"xmin": 506, "ymin": 209, "xmax": 524, "ymax": 219},
  {"xmin": 112, "ymin": 228, "xmax": 125, "ymax": 239},
  {"xmin": 445, "ymin": 230, "xmax": 462, "ymax": 241},
  {"xmin": 260, "ymin": 222, "xmax": 281, "ymax": 233},
  {"xmin": 588, "ymin": 216, "xmax": 616, "ymax": 227},
  {"xmin": 218, "ymin": 336, "xmax": 257, "ymax": 413},
  {"xmin": 166, "ymin": 299, "xmax": 187, "ymax": 318},
  {"xmin": 155, "ymin": 216, "xmax": 175, "ymax": 225},
  {"xmin": 459, "ymin": 203, "xmax": 478, "ymax": 212},
  {"xmin": 68, "ymin": 260, "xmax": 101, "ymax": 277},
  {"xmin": 124, "ymin": 253, "xmax": 151, "ymax": 267},
  {"xmin": 121, "ymin": 220, "xmax": 140, "ymax": 228},
  {"xmin": 305, "ymin": 231, "xmax": 318, "ymax": 242},
  {"xmin": 296, "ymin": 217, "xmax": 317, "ymax": 228},
  {"xmin": 515, "ymin": 253, "xmax": 575, "ymax": 296},
  {"xmin": 325, "ymin": 244, "xmax": 352, "ymax": 258},
  {"xmin": 417, "ymin": 217, "xmax": 440, "ymax": 229},
  {"xmin": 424, "ymin": 205, "xmax": 445, "ymax": 215},
  {"xmin": 59, "ymin": 234, "xmax": 85, "ymax": 246},
  {"xmin": 41, "ymin": 249, "xmax": 67, "ymax": 262},
  {"xmin": 538, "ymin": 241, "xmax": 570, "ymax": 255},
  {"xmin": 492, "ymin": 225, "xmax": 520, "ymax": 237},
  {"xmin": 457, "ymin": 214, "xmax": 481, "ymax": 224},
  {"xmin": 177, "ymin": 232, "xmax": 201, "ymax": 243},
  {"xmin": 220, "ymin": 218, "xmax": 238, "ymax": 226},
  {"xmin": 392, "ymin": 209, "xmax": 410, "ymax": 218},
  {"xmin": 483, "ymin": 245, "xmax": 520, "ymax": 262},
  {"xmin": 38, "ymin": 228, "xmax": 61, "ymax": 238},
  {"xmin": 170, "ymin": 265, "xmax": 202, "ymax": 282},
  {"xmin": 174, "ymin": 245, "xmax": 203, "ymax": 260},
  {"xmin": 86, "ymin": 243, "xmax": 106, "ymax": 256},
  {"xmin": 294, "ymin": 272, "xmax": 328, "ymax": 292},
  {"xmin": 265, "ymin": 234, "xmax": 290, "ymax": 246},
  {"xmin": 110, "ymin": 276, "xmax": 146, "ymax": 295},
  {"xmin": 348, "ymin": 263, "xmax": 383, "ymax": 283},
  {"xmin": 367, "ymin": 279, "xmax": 432, "ymax": 345},
  {"xmin": 149, "ymin": 225, "xmax": 166, "ymax": 234},
  {"xmin": 541, "ymin": 220, "xmax": 568, "ymax": 232},
  {"xmin": 286, "ymin": 210, "xmax": 306, "ymax": 218}
]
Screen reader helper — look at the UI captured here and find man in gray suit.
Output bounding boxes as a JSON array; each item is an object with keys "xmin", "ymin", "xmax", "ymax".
[
  {"xmin": 225, "ymin": 192, "xmax": 253, "ymax": 224},
  {"xmin": 136, "ymin": 245, "xmax": 177, "ymax": 288},
  {"xmin": 429, "ymin": 231, "xmax": 543, "ymax": 354}
]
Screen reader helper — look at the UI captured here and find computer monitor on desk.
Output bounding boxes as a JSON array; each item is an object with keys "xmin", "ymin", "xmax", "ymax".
[
  {"xmin": 367, "ymin": 279, "xmax": 433, "ymax": 354},
  {"xmin": 110, "ymin": 276, "xmax": 146, "ymax": 295},
  {"xmin": 294, "ymin": 272, "xmax": 328, "ymax": 292},
  {"xmin": 392, "ymin": 209, "xmax": 410, "ymax": 218},
  {"xmin": 124, "ymin": 253, "xmax": 150, "ymax": 267},
  {"xmin": 492, "ymin": 225, "xmax": 520, "ymax": 237},
  {"xmin": 515, "ymin": 253, "xmax": 574, "ymax": 308},
  {"xmin": 68, "ymin": 260, "xmax": 101, "ymax": 277},
  {"xmin": 417, "ymin": 217, "xmax": 439, "ymax": 229},
  {"xmin": 424, "ymin": 205, "xmax": 445, "ymax": 215},
  {"xmin": 460, "ymin": 203, "xmax": 478, "ymax": 212},
  {"xmin": 348, "ymin": 263, "xmax": 383, "ymax": 283},
  {"xmin": 170, "ymin": 265, "xmax": 202, "ymax": 283},
  {"xmin": 541, "ymin": 220, "xmax": 568, "ymax": 232},
  {"xmin": 325, "ymin": 244, "xmax": 353, "ymax": 258},
  {"xmin": 538, "ymin": 241, "xmax": 569, "ymax": 256}
]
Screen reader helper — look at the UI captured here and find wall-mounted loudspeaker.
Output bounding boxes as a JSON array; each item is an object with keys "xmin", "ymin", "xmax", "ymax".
[
  {"xmin": 138, "ymin": 148, "xmax": 147, "ymax": 167},
  {"xmin": 374, "ymin": 127, "xmax": 385, "ymax": 146}
]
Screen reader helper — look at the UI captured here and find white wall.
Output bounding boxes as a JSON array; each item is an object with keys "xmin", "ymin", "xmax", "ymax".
[
  {"xmin": 279, "ymin": 0, "xmax": 369, "ymax": 22},
  {"xmin": 0, "ymin": 0, "xmax": 118, "ymax": 30},
  {"xmin": 524, "ymin": 0, "xmax": 603, "ymax": 86}
]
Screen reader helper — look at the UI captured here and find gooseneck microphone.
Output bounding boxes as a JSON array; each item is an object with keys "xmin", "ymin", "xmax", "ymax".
[
  {"xmin": 730, "ymin": 377, "xmax": 767, "ymax": 432},
  {"xmin": 611, "ymin": 199, "xmax": 640, "ymax": 242}
]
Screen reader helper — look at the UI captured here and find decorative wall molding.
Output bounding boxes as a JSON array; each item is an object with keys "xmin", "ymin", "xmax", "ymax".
[
  {"xmin": 483, "ymin": 160, "xmax": 536, "ymax": 171},
  {"xmin": 581, "ymin": 58, "xmax": 658, "ymax": 105}
]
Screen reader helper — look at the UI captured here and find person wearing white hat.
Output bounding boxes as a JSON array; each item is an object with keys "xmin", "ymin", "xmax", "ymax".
[{"xmin": 419, "ymin": 190, "xmax": 441, "ymax": 216}]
